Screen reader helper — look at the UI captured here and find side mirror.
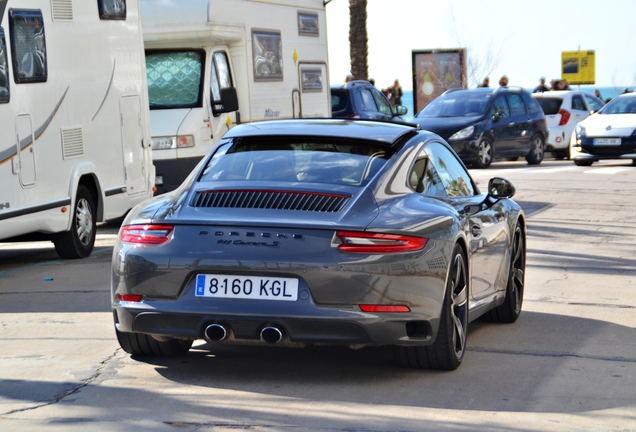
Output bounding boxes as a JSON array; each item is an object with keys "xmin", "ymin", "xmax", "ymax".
[
  {"xmin": 487, "ymin": 177, "xmax": 515, "ymax": 199},
  {"xmin": 394, "ymin": 105, "xmax": 408, "ymax": 116},
  {"xmin": 491, "ymin": 111, "xmax": 503, "ymax": 123},
  {"xmin": 212, "ymin": 87, "xmax": 239, "ymax": 114}
]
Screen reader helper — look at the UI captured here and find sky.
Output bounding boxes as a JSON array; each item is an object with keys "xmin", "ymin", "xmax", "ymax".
[{"xmin": 325, "ymin": 0, "xmax": 636, "ymax": 91}]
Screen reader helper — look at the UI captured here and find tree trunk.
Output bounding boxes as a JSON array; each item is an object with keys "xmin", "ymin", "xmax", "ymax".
[{"xmin": 349, "ymin": 0, "xmax": 368, "ymax": 81}]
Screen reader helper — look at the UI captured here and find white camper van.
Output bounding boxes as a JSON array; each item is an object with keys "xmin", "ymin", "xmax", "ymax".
[
  {"xmin": 139, "ymin": 0, "xmax": 331, "ymax": 193},
  {"xmin": 0, "ymin": 0, "xmax": 154, "ymax": 258}
]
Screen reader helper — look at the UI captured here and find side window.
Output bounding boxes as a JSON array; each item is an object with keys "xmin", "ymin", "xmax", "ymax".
[
  {"xmin": 508, "ymin": 94, "xmax": 527, "ymax": 116},
  {"xmin": 572, "ymin": 95, "xmax": 586, "ymax": 111},
  {"xmin": 210, "ymin": 51, "xmax": 233, "ymax": 103},
  {"xmin": 371, "ymin": 88, "xmax": 392, "ymax": 115},
  {"xmin": 491, "ymin": 95, "xmax": 510, "ymax": 118},
  {"xmin": 9, "ymin": 9, "xmax": 47, "ymax": 84},
  {"xmin": 359, "ymin": 88, "xmax": 377, "ymax": 111},
  {"xmin": 424, "ymin": 142, "xmax": 475, "ymax": 197},
  {"xmin": 0, "ymin": 29, "xmax": 9, "ymax": 103},
  {"xmin": 522, "ymin": 93, "xmax": 542, "ymax": 115},
  {"xmin": 408, "ymin": 157, "xmax": 445, "ymax": 197},
  {"xmin": 585, "ymin": 94, "xmax": 604, "ymax": 112},
  {"xmin": 98, "ymin": 0, "xmax": 127, "ymax": 20}
]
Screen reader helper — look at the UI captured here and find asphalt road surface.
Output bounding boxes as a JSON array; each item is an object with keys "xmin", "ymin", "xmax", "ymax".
[{"xmin": 1, "ymin": 159, "xmax": 635, "ymax": 432}]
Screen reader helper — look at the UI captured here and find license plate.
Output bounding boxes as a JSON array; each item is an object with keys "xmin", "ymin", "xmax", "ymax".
[
  {"xmin": 594, "ymin": 138, "xmax": 621, "ymax": 145},
  {"xmin": 195, "ymin": 274, "xmax": 298, "ymax": 301}
]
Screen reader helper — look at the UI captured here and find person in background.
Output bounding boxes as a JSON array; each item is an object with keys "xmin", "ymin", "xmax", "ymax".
[
  {"xmin": 345, "ymin": 74, "xmax": 353, "ymax": 83},
  {"xmin": 499, "ymin": 75, "xmax": 509, "ymax": 87},
  {"xmin": 623, "ymin": 88, "xmax": 630, "ymax": 94},
  {"xmin": 478, "ymin": 77, "xmax": 490, "ymax": 88},
  {"xmin": 594, "ymin": 89, "xmax": 603, "ymax": 100},
  {"xmin": 533, "ymin": 76, "xmax": 549, "ymax": 93},
  {"xmin": 368, "ymin": 78, "xmax": 375, "ymax": 86},
  {"xmin": 390, "ymin": 79, "xmax": 403, "ymax": 106}
]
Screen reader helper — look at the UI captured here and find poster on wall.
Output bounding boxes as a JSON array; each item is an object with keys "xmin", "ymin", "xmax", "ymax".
[{"xmin": 412, "ymin": 49, "xmax": 466, "ymax": 114}]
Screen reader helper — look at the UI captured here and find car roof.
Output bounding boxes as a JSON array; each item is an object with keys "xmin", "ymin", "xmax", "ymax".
[
  {"xmin": 222, "ymin": 119, "xmax": 419, "ymax": 145},
  {"xmin": 532, "ymin": 90, "xmax": 580, "ymax": 98}
]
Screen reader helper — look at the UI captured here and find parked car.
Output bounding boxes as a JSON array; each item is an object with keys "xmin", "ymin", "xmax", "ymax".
[
  {"xmin": 532, "ymin": 90, "xmax": 604, "ymax": 159},
  {"xmin": 413, "ymin": 87, "xmax": 549, "ymax": 168},
  {"xmin": 111, "ymin": 119, "xmax": 526, "ymax": 370},
  {"xmin": 570, "ymin": 92, "xmax": 636, "ymax": 166},
  {"xmin": 331, "ymin": 80, "xmax": 408, "ymax": 121}
]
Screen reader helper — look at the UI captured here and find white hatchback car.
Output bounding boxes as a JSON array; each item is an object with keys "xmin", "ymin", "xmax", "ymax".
[
  {"xmin": 532, "ymin": 91, "xmax": 604, "ymax": 158},
  {"xmin": 570, "ymin": 93, "xmax": 636, "ymax": 166}
]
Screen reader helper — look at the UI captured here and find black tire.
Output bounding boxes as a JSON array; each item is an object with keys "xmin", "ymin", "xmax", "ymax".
[
  {"xmin": 116, "ymin": 328, "xmax": 193, "ymax": 356},
  {"xmin": 525, "ymin": 135, "xmax": 544, "ymax": 165},
  {"xmin": 53, "ymin": 185, "xmax": 96, "ymax": 259},
  {"xmin": 574, "ymin": 159, "xmax": 594, "ymax": 167},
  {"xmin": 482, "ymin": 222, "xmax": 525, "ymax": 323},
  {"xmin": 394, "ymin": 244, "xmax": 468, "ymax": 370},
  {"xmin": 552, "ymin": 150, "xmax": 568, "ymax": 160},
  {"xmin": 473, "ymin": 137, "xmax": 493, "ymax": 168}
]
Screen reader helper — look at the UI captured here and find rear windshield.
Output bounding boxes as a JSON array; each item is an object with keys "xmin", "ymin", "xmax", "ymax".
[
  {"xmin": 331, "ymin": 89, "xmax": 349, "ymax": 113},
  {"xmin": 535, "ymin": 98, "xmax": 563, "ymax": 115},
  {"xmin": 417, "ymin": 92, "xmax": 491, "ymax": 118},
  {"xmin": 199, "ymin": 137, "xmax": 393, "ymax": 187}
]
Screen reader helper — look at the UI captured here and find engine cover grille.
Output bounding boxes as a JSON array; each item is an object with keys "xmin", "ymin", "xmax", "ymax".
[{"xmin": 191, "ymin": 190, "xmax": 350, "ymax": 212}]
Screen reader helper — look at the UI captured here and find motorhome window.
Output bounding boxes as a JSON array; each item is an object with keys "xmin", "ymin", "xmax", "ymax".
[
  {"xmin": 146, "ymin": 50, "xmax": 204, "ymax": 109},
  {"xmin": 8, "ymin": 9, "xmax": 47, "ymax": 84},
  {"xmin": 98, "ymin": 0, "xmax": 126, "ymax": 20},
  {"xmin": 301, "ymin": 69, "xmax": 322, "ymax": 92},
  {"xmin": 210, "ymin": 51, "xmax": 232, "ymax": 103},
  {"xmin": 252, "ymin": 30, "xmax": 283, "ymax": 81},
  {"xmin": 298, "ymin": 12, "xmax": 319, "ymax": 36},
  {"xmin": 0, "ymin": 29, "xmax": 9, "ymax": 103}
]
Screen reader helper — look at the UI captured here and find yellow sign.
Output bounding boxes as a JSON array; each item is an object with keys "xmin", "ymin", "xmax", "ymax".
[{"xmin": 561, "ymin": 50, "xmax": 595, "ymax": 85}]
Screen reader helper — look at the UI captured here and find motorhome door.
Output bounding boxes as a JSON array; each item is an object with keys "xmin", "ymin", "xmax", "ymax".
[{"xmin": 120, "ymin": 96, "xmax": 147, "ymax": 195}]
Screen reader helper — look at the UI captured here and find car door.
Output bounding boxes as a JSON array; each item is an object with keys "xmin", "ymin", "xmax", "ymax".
[
  {"xmin": 506, "ymin": 93, "xmax": 533, "ymax": 155},
  {"xmin": 570, "ymin": 94, "xmax": 589, "ymax": 126},
  {"xmin": 488, "ymin": 95, "xmax": 516, "ymax": 154},
  {"xmin": 420, "ymin": 142, "xmax": 510, "ymax": 302}
]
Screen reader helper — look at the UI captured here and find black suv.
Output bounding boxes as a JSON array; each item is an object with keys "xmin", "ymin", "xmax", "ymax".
[
  {"xmin": 413, "ymin": 87, "xmax": 548, "ymax": 168},
  {"xmin": 331, "ymin": 80, "xmax": 408, "ymax": 121}
]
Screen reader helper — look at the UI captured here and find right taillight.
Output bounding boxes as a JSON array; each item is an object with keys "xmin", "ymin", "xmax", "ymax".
[
  {"xmin": 558, "ymin": 109, "xmax": 571, "ymax": 126},
  {"xmin": 119, "ymin": 224, "xmax": 174, "ymax": 245},
  {"xmin": 335, "ymin": 231, "xmax": 428, "ymax": 253}
]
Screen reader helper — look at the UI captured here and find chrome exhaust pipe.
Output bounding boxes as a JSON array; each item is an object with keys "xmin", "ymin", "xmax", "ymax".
[
  {"xmin": 204, "ymin": 323, "xmax": 229, "ymax": 342},
  {"xmin": 260, "ymin": 326, "xmax": 284, "ymax": 344}
]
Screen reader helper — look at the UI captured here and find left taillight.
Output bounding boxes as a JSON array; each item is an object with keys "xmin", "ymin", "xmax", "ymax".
[
  {"xmin": 335, "ymin": 231, "xmax": 427, "ymax": 253},
  {"xmin": 119, "ymin": 224, "xmax": 174, "ymax": 245},
  {"xmin": 558, "ymin": 109, "xmax": 571, "ymax": 126}
]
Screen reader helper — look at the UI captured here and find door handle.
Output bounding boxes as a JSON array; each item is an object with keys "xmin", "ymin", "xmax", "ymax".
[
  {"xmin": 508, "ymin": 122, "xmax": 515, "ymax": 126},
  {"xmin": 471, "ymin": 225, "xmax": 482, "ymax": 237}
]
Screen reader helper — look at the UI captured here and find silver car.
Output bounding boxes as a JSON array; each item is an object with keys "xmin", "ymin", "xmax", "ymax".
[{"xmin": 111, "ymin": 119, "xmax": 526, "ymax": 370}]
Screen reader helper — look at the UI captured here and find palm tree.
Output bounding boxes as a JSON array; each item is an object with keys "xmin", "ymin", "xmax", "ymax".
[{"xmin": 348, "ymin": 0, "xmax": 368, "ymax": 80}]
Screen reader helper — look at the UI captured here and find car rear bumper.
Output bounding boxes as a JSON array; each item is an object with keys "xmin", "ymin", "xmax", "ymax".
[{"xmin": 113, "ymin": 305, "xmax": 437, "ymax": 347}]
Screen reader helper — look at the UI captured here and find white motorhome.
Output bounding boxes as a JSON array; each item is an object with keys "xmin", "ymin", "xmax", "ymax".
[
  {"xmin": 139, "ymin": 0, "xmax": 331, "ymax": 193},
  {"xmin": 0, "ymin": 0, "xmax": 154, "ymax": 258}
]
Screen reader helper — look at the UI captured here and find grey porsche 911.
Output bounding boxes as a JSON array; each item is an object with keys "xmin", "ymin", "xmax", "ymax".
[{"xmin": 111, "ymin": 119, "xmax": 526, "ymax": 370}]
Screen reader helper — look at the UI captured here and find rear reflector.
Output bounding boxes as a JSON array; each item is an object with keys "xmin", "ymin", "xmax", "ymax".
[
  {"xmin": 336, "ymin": 231, "xmax": 427, "ymax": 253},
  {"xmin": 119, "ymin": 224, "xmax": 174, "ymax": 245},
  {"xmin": 116, "ymin": 294, "xmax": 143, "ymax": 302},
  {"xmin": 360, "ymin": 304, "xmax": 411, "ymax": 313}
]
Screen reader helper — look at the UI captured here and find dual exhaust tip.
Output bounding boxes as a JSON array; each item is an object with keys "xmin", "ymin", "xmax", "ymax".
[{"xmin": 204, "ymin": 323, "xmax": 284, "ymax": 345}]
